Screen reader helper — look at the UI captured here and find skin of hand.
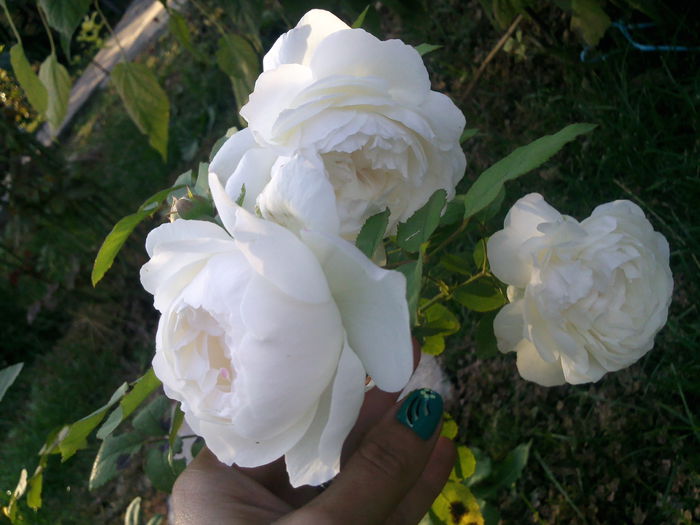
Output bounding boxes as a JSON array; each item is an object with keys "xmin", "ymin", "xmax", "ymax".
[{"xmin": 171, "ymin": 345, "xmax": 457, "ymax": 524}]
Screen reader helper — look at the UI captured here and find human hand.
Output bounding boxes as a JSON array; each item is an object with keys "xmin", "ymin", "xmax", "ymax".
[{"xmin": 171, "ymin": 385, "xmax": 456, "ymax": 524}]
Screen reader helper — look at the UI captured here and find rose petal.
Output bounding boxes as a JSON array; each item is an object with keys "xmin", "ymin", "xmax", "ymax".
[
  {"xmin": 223, "ymin": 148, "xmax": 278, "ymax": 213},
  {"xmin": 285, "ymin": 339, "xmax": 365, "ymax": 487},
  {"xmin": 263, "ymin": 9, "xmax": 349, "ymax": 70},
  {"xmin": 301, "ymin": 230, "xmax": 412, "ymax": 392},
  {"xmin": 493, "ymin": 300, "xmax": 526, "ymax": 353},
  {"xmin": 209, "ymin": 128, "xmax": 257, "ymax": 185},
  {"xmin": 514, "ymin": 339, "xmax": 566, "ymax": 387}
]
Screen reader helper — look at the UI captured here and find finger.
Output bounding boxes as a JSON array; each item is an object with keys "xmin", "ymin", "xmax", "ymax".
[
  {"xmin": 279, "ymin": 388, "xmax": 446, "ymax": 525},
  {"xmin": 172, "ymin": 448, "xmax": 293, "ymax": 524},
  {"xmin": 343, "ymin": 339, "xmax": 423, "ymax": 460},
  {"xmin": 387, "ymin": 436, "xmax": 456, "ymax": 525}
]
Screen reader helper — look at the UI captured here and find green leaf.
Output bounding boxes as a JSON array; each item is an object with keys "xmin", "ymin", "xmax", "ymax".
[
  {"xmin": 441, "ymin": 413, "xmax": 458, "ymax": 439},
  {"xmin": 472, "ymin": 239, "xmax": 487, "ymax": 269},
  {"xmin": 415, "ymin": 43, "xmax": 442, "ymax": 56},
  {"xmin": 351, "ymin": 5, "xmax": 370, "ymax": 28},
  {"xmin": 439, "ymin": 195, "xmax": 465, "ymax": 227},
  {"xmin": 58, "ymin": 382, "xmax": 129, "ymax": 462},
  {"xmin": 453, "ymin": 278, "xmax": 506, "ymax": 312},
  {"xmin": 460, "ymin": 128, "xmax": 479, "ymax": 143},
  {"xmin": 194, "ymin": 162, "xmax": 210, "ymax": 197},
  {"xmin": 38, "ymin": 54, "xmax": 71, "ymax": 133},
  {"xmin": 97, "ymin": 368, "xmax": 161, "ymax": 439},
  {"xmin": 217, "ymin": 34, "xmax": 259, "ymax": 81},
  {"xmin": 169, "ymin": 11, "xmax": 205, "ymax": 62},
  {"xmin": 397, "ymin": 256, "xmax": 423, "ymax": 326},
  {"xmin": 89, "ymin": 432, "xmax": 144, "ymax": 490},
  {"xmin": 465, "ymin": 447, "xmax": 493, "ymax": 487},
  {"xmin": 92, "ymin": 187, "xmax": 179, "ymax": 286},
  {"xmin": 111, "ymin": 62, "xmax": 169, "ymax": 160},
  {"xmin": 571, "ymin": 0, "xmax": 611, "ymax": 46},
  {"xmin": 124, "ymin": 496, "xmax": 142, "ymax": 525},
  {"xmin": 471, "ymin": 441, "xmax": 531, "ymax": 499},
  {"xmin": 146, "ymin": 516, "xmax": 165, "ymax": 525},
  {"xmin": 145, "ymin": 446, "xmax": 186, "ymax": 492},
  {"xmin": 0, "ymin": 362, "xmax": 23, "ymax": 403},
  {"xmin": 463, "ymin": 123, "xmax": 597, "ymax": 220},
  {"xmin": 9, "ymin": 44, "xmax": 48, "ymax": 115},
  {"xmin": 397, "ymin": 190, "xmax": 447, "ymax": 253},
  {"xmin": 473, "ymin": 185, "xmax": 505, "ymax": 223},
  {"xmin": 38, "ymin": 0, "xmax": 91, "ymax": 41},
  {"xmin": 133, "ymin": 395, "xmax": 170, "ymax": 437},
  {"xmin": 26, "ymin": 471, "xmax": 42, "ymax": 511},
  {"xmin": 168, "ymin": 403, "xmax": 185, "ymax": 467},
  {"xmin": 422, "ymin": 335, "xmax": 445, "ymax": 356},
  {"xmin": 356, "ymin": 209, "xmax": 390, "ymax": 258},
  {"xmin": 440, "ymin": 253, "xmax": 473, "ymax": 276},
  {"xmin": 475, "ymin": 311, "xmax": 499, "ymax": 359}
]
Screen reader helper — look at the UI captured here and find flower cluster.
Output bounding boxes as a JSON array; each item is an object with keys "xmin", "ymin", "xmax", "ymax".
[
  {"xmin": 488, "ymin": 194, "xmax": 673, "ymax": 386},
  {"xmin": 140, "ymin": 9, "xmax": 466, "ymax": 486}
]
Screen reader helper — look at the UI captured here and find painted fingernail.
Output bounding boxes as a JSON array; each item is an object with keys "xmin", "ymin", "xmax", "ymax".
[{"xmin": 396, "ymin": 388, "xmax": 443, "ymax": 440}]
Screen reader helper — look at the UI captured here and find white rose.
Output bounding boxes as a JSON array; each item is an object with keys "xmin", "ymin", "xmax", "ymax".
[
  {"xmin": 210, "ymin": 9, "xmax": 466, "ymax": 240},
  {"xmin": 140, "ymin": 174, "xmax": 412, "ymax": 486},
  {"xmin": 487, "ymin": 193, "xmax": 673, "ymax": 386}
]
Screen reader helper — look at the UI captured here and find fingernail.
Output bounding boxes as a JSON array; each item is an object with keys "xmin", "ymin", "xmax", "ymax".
[{"xmin": 396, "ymin": 388, "xmax": 443, "ymax": 440}]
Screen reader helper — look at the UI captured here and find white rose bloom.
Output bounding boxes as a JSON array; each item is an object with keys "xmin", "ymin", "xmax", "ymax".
[
  {"xmin": 487, "ymin": 193, "xmax": 673, "ymax": 386},
  {"xmin": 140, "ymin": 174, "xmax": 412, "ymax": 486},
  {"xmin": 210, "ymin": 9, "xmax": 466, "ymax": 240}
]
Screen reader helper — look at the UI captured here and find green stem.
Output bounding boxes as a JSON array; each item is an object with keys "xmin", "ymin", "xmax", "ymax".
[
  {"xmin": 417, "ymin": 270, "xmax": 488, "ymax": 315},
  {"xmin": 190, "ymin": 0, "xmax": 228, "ymax": 38},
  {"xmin": 37, "ymin": 4, "xmax": 56, "ymax": 56},
  {"xmin": 2, "ymin": 2, "xmax": 22, "ymax": 43},
  {"xmin": 94, "ymin": 0, "xmax": 128, "ymax": 61},
  {"xmin": 426, "ymin": 218, "xmax": 470, "ymax": 261}
]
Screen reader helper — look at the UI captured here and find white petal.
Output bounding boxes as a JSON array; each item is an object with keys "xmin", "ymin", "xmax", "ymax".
[
  {"xmin": 263, "ymin": 9, "xmax": 349, "ymax": 70},
  {"xmin": 310, "ymin": 29, "xmax": 430, "ymax": 106},
  {"xmin": 145, "ymin": 219, "xmax": 231, "ymax": 257},
  {"xmin": 210, "ymin": 172, "xmax": 333, "ymax": 304},
  {"xmin": 209, "ymin": 128, "xmax": 257, "ymax": 186},
  {"xmin": 285, "ymin": 340, "xmax": 365, "ymax": 487},
  {"xmin": 223, "ymin": 147, "xmax": 278, "ymax": 213},
  {"xmin": 188, "ymin": 404, "xmax": 318, "ymax": 468},
  {"xmin": 257, "ymin": 154, "xmax": 340, "ymax": 235},
  {"xmin": 515, "ymin": 339, "xmax": 566, "ymax": 386},
  {"xmin": 301, "ymin": 230, "xmax": 412, "ymax": 392},
  {"xmin": 420, "ymin": 91, "xmax": 466, "ymax": 146},
  {"xmin": 241, "ymin": 64, "xmax": 314, "ymax": 143},
  {"xmin": 487, "ymin": 229, "xmax": 533, "ymax": 288},
  {"xmin": 493, "ymin": 300, "xmax": 526, "ymax": 353},
  {"xmin": 231, "ymin": 274, "xmax": 343, "ymax": 440}
]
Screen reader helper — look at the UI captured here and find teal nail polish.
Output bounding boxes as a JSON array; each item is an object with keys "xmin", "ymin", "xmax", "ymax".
[{"xmin": 396, "ymin": 388, "xmax": 443, "ymax": 440}]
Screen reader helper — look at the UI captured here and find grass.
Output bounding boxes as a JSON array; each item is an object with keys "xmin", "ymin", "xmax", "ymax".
[{"xmin": 1, "ymin": 1, "xmax": 698, "ymax": 523}]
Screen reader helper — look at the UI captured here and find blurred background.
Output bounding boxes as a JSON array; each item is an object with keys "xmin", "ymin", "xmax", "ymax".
[{"xmin": 1, "ymin": 0, "xmax": 698, "ymax": 523}]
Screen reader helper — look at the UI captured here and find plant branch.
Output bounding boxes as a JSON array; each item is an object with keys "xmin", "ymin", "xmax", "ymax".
[
  {"xmin": 37, "ymin": 4, "xmax": 56, "ymax": 56},
  {"xmin": 94, "ymin": 0, "xmax": 128, "ymax": 61},
  {"xmin": 465, "ymin": 14, "xmax": 523, "ymax": 98},
  {"xmin": 2, "ymin": 2, "xmax": 22, "ymax": 43}
]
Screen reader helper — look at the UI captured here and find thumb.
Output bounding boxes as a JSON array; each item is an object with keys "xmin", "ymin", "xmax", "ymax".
[{"xmin": 279, "ymin": 389, "xmax": 456, "ymax": 525}]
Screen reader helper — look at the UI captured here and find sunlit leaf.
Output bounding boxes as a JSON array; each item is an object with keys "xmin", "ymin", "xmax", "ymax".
[
  {"xmin": 397, "ymin": 190, "xmax": 447, "ymax": 253},
  {"xmin": 0, "ymin": 362, "xmax": 23, "ymax": 403},
  {"xmin": 451, "ymin": 445, "xmax": 477, "ymax": 481},
  {"xmin": 38, "ymin": 54, "xmax": 71, "ymax": 133},
  {"xmin": 356, "ymin": 209, "xmax": 390, "ymax": 258},
  {"xmin": 441, "ymin": 413, "xmax": 458, "ymax": 439},
  {"xmin": 415, "ymin": 43, "xmax": 442, "ymax": 56},
  {"xmin": 351, "ymin": 5, "xmax": 370, "ymax": 28},
  {"xmin": 96, "ymin": 368, "xmax": 161, "ymax": 439},
  {"xmin": 463, "ymin": 123, "xmax": 597, "ymax": 220},
  {"xmin": 92, "ymin": 187, "xmax": 181, "ymax": 286},
  {"xmin": 26, "ymin": 471, "xmax": 43, "ymax": 511},
  {"xmin": 58, "ymin": 382, "xmax": 128, "ymax": 461},
  {"xmin": 124, "ymin": 496, "xmax": 142, "ymax": 525},
  {"xmin": 112, "ymin": 62, "xmax": 169, "ymax": 160},
  {"xmin": 9, "ymin": 44, "xmax": 48, "ymax": 115}
]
